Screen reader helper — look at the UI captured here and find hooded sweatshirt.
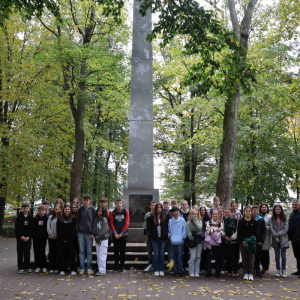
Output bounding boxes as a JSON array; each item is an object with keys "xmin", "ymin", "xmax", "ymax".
[
  {"xmin": 254, "ymin": 214, "xmax": 267, "ymax": 243},
  {"xmin": 15, "ymin": 211, "xmax": 33, "ymax": 238},
  {"xmin": 237, "ymin": 217, "xmax": 257, "ymax": 244},
  {"xmin": 33, "ymin": 214, "xmax": 48, "ymax": 240},
  {"xmin": 168, "ymin": 216, "xmax": 186, "ymax": 245}
]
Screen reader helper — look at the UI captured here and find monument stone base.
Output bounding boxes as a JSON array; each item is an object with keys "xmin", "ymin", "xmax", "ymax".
[{"xmin": 123, "ymin": 188, "xmax": 159, "ymax": 242}]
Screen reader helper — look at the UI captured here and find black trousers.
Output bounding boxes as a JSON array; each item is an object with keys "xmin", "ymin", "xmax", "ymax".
[
  {"xmin": 292, "ymin": 242, "xmax": 300, "ymax": 271},
  {"xmin": 207, "ymin": 246, "xmax": 221, "ymax": 274},
  {"xmin": 183, "ymin": 244, "xmax": 189, "ymax": 269},
  {"xmin": 224, "ymin": 243, "xmax": 239, "ymax": 273},
  {"xmin": 48, "ymin": 239, "xmax": 59, "ymax": 270},
  {"xmin": 74, "ymin": 236, "xmax": 80, "ymax": 267},
  {"xmin": 17, "ymin": 238, "xmax": 31, "ymax": 270},
  {"xmin": 254, "ymin": 245, "xmax": 263, "ymax": 271},
  {"xmin": 56, "ymin": 240, "xmax": 76, "ymax": 272},
  {"xmin": 113, "ymin": 236, "xmax": 127, "ymax": 267},
  {"xmin": 201, "ymin": 249, "xmax": 208, "ymax": 271},
  {"xmin": 146, "ymin": 241, "xmax": 153, "ymax": 265},
  {"xmin": 33, "ymin": 238, "xmax": 47, "ymax": 268},
  {"xmin": 261, "ymin": 250, "xmax": 270, "ymax": 270}
]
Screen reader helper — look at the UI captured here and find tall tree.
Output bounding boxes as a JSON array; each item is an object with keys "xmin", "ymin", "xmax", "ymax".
[{"xmin": 38, "ymin": 0, "xmax": 130, "ymax": 200}]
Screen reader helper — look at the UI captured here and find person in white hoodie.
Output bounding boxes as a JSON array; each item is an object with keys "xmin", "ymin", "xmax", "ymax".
[{"xmin": 168, "ymin": 207, "xmax": 186, "ymax": 277}]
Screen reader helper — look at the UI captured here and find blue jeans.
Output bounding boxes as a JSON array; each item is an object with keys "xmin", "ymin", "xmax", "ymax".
[
  {"xmin": 78, "ymin": 233, "xmax": 93, "ymax": 270},
  {"xmin": 275, "ymin": 248, "xmax": 286, "ymax": 270},
  {"xmin": 151, "ymin": 239, "xmax": 167, "ymax": 272},
  {"xmin": 171, "ymin": 244, "xmax": 184, "ymax": 274}
]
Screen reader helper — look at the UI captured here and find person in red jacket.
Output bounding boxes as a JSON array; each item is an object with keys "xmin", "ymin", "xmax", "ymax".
[{"xmin": 110, "ymin": 199, "xmax": 130, "ymax": 273}]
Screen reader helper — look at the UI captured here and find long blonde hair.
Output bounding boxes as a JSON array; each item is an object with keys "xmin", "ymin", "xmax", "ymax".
[{"xmin": 188, "ymin": 209, "xmax": 202, "ymax": 226}]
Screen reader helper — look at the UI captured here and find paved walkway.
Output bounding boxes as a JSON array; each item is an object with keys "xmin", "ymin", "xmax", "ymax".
[{"xmin": 0, "ymin": 237, "xmax": 299, "ymax": 300}]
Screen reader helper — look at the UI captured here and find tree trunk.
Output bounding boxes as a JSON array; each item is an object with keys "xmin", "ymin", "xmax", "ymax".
[
  {"xmin": 190, "ymin": 110, "xmax": 196, "ymax": 206},
  {"xmin": 183, "ymin": 150, "xmax": 191, "ymax": 201},
  {"xmin": 69, "ymin": 67, "xmax": 86, "ymax": 200},
  {"xmin": 296, "ymin": 173, "xmax": 299, "ymax": 200},
  {"xmin": 216, "ymin": 0, "xmax": 257, "ymax": 208},
  {"xmin": 216, "ymin": 85, "xmax": 241, "ymax": 208},
  {"xmin": 0, "ymin": 67, "xmax": 8, "ymax": 233}
]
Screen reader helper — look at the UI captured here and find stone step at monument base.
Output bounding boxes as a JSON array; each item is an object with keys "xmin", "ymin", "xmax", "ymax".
[{"xmin": 29, "ymin": 243, "xmax": 158, "ymax": 271}]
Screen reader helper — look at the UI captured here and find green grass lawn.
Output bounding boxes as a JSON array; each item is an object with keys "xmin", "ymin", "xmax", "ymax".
[{"xmin": 4, "ymin": 210, "xmax": 16, "ymax": 218}]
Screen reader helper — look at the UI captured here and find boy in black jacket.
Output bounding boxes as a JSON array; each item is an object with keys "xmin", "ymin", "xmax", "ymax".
[
  {"xmin": 252, "ymin": 205, "xmax": 267, "ymax": 277},
  {"xmin": 33, "ymin": 205, "xmax": 48, "ymax": 273},
  {"xmin": 15, "ymin": 203, "xmax": 33, "ymax": 274}
]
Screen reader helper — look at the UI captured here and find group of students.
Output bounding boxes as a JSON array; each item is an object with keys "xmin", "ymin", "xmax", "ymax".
[
  {"xmin": 15, "ymin": 195, "xmax": 299, "ymax": 281},
  {"xmin": 15, "ymin": 195, "xmax": 129, "ymax": 276},
  {"xmin": 143, "ymin": 197, "xmax": 294, "ymax": 280}
]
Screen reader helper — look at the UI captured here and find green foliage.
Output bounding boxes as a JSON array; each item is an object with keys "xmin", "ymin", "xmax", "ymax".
[
  {"xmin": 139, "ymin": 0, "xmax": 256, "ymax": 97},
  {"xmin": 0, "ymin": 0, "xmax": 131, "ymax": 206},
  {"xmin": 0, "ymin": 0, "xmax": 61, "ymax": 26}
]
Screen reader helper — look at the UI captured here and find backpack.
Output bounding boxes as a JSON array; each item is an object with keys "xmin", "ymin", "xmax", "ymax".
[{"xmin": 208, "ymin": 220, "xmax": 221, "ymax": 228}]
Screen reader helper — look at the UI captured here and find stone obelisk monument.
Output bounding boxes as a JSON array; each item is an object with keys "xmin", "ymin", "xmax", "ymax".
[{"xmin": 123, "ymin": 0, "xmax": 159, "ymax": 239}]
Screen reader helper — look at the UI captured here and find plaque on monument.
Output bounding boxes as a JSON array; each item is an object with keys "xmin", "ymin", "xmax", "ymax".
[{"xmin": 129, "ymin": 194, "xmax": 153, "ymax": 223}]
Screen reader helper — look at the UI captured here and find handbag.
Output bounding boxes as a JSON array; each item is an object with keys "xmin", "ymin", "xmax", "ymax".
[
  {"xmin": 186, "ymin": 236, "xmax": 197, "ymax": 248},
  {"xmin": 192, "ymin": 231, "xmax": 205, "ymax": 243}
]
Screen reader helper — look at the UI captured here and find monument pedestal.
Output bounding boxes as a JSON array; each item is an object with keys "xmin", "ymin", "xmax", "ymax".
[{"xmin": 123, "ymin": 189, "xmax": 159, "ymax": 242}]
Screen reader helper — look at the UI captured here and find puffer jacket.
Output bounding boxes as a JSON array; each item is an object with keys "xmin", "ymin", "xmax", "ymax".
[
  {"xmin": 260, "ymin": 213, "xmax": 272, "ymax": 250},
  {"xmin": 255, "ymin": 215, "xmax": 267, "ymax": 244},
  {"xmin": 270, "ymin": 216, "xmax": 289, "ymax": 249}
]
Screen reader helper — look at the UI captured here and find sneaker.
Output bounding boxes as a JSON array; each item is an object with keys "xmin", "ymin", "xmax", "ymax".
[
  {"xmin": 71, "ymin": 271, "xmax": 77, "ymax": 276},
  {"xmin": 18, "ymin": 270, "xmax": 24, "ymax": 274},
  {"xmin": 87, "ymin": 269, "xmax": 94, "ymax": 275},
  {"xmin": 275, "ymin": 269, "xmax": 281, "ymax": 277},
  {"xmin": 27, "ymin": 269, "xmax": 33, "ymax": 273},
  {"xmin": 154, "ymin": 271, "xmax": 159, "ymax": 276},
  {"xmin": 100, "ymin": 272, "xmax": 106, "ymax": 276},
  {"xmin": 195, "ymin": 274, "xmax": 200, "ymax": 277},
  {"xmin": 232, "ymin": 272, "xmax": 239, "ymax": 277},
  {"xmin": 50, "ymin": 270, "xmax": 54, "ymax": 274},
  {"xmin": 60, "ymin": 271, "xmax": 65, "ymax": 275},
  {"xmin": 96, "ymin": 272, "xmax": 101, "ymax": 276},
  {"xmin": 42, "ymin": 268, "xmax": 47, "ymax": 273},
  {"xmin": 281, "ymin": 270, "xmax": 287, "ymax": 278},
  {"xmin": 144, "ymin": 264, "xmax": 153, "ymax": 272},
  {"xmin": 119, "ymin": 267, "xmax": 125, "ymax": 274},
  {"xmin": 220, "ymin": 271, "xmax": 224, "ymax": 275},
  {"xmin": 292, "ymin": 271, "xmax": 300, "ymax": 275},
  {"xmin": 55, "ymin": 270, "xmax": 59, "ymax": 273},
  {"xmin": 169, "ymin": 270, "xmax": 174, "ymax": 274},
  {"xmin": 113, "ymin": 267, "xmax": 118, "ymax": 273},
  {"xmin": 79, "ymin": 269, "xmax": 85, "ymax": 275},
  {"xmin": 248, "ymin": 274, "xmax": 254, "ymax": 281},
  {"xmin": 184, "ymin": 267, "xmax": 189, "ymax": 272},
  {"xmin": 189, "ymin": 273, "xmax": 195, "ymax": 277},
  {"xmin": 255, "ymin": 269, "xmax": 262, "ymax": 277},
  {"xmin": 159, "ymin": 271, "xmax": 164, "ymax": 276},
  {"xmin": 35, "ymin": 268, "xmax": 40, "ymax": 273},
  {"xmin": 243, "ymin": 273, "xmax": 249, "ymax": 280}
]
